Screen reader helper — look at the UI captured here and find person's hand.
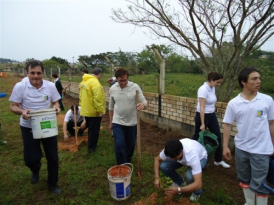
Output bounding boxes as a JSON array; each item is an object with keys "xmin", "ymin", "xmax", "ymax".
[
  {"xmin": 164, "ymin": 187, "xmax": 177, "ymax": 200},
  {"xmin": 223, "ymin": 147, "xmax": 231, "ymax": 160},
  {"xmin": 80, "ymin": 122, "xmax": 86, "ymax": 129},
  {"xmin": 99, "ymin": 113, "xmax": 104, "ymax": 117},
  {"xmin": 136, "ymin": 103, "xmax": 146, "ymax": 111},
  {"xmin": 64, "ymin": 134, "xmax": 69, "ymax": 142},
  {"xmin": 200, "ymin": 124, "xmax": 205, "ymax": 132},
  {"xmin": 109, "ymin": 123, "xmax": 113, "ymax": 130},
  {"xmin": 54, "ymin": 106, "xmax": 60, "ymax": 115},
  {"xmin": 22, "ymin": 109, "xmax": 30, "ymax": 120},
  {"xmin": 154, "ymin": 178, "xmax": 161, "ymax": 189}
]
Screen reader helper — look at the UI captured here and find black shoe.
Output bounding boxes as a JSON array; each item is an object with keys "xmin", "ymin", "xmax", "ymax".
[
  {"xmin": 88, "ymin": 148, "xmax": 96, "ymax": 153},
  {"xmin": 31, "ymin": 171, "xmax": 39, "ymax": 184},
  {"xmin": 49, "ymin": 186, "xmax": 61, "ymax": 194}
]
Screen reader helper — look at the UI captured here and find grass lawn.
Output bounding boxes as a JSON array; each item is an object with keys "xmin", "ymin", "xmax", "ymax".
[{"xmin": 0, "ymin": 73, "xmax": 243, "ymax": 205}]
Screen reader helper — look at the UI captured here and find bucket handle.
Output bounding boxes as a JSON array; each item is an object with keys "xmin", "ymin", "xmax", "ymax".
[{"xmin": 122, "ymin": 163, "xmax": 133, "ymax": 176}]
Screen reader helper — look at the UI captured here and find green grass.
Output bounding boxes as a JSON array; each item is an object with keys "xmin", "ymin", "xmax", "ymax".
[{"xmin": 0, "ymin": 74, "xmax": 238, "ymax": 204}]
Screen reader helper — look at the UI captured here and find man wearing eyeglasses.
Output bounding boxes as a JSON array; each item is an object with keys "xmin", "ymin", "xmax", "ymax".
[
  {"xmin": 109, "ymin": 68, "xmax": 148, "ymax": 165},
  {"xmin": 9, "ymin": 60, "xmax": 61, "ymax": 194}
]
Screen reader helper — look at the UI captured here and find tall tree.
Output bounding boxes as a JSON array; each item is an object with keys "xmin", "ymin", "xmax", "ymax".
[{"xmin": 112, "ymin": 0, "xmax": 274, "ymax": 101}]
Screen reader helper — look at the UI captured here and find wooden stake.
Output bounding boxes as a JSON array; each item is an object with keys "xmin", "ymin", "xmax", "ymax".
[
  {"xmin": 136, "ymin": 90, "xmax": 142, "ymax": 180},
  {"xmin": 73, "ymin": 105, "xmax": 78, "ymax": 146}
]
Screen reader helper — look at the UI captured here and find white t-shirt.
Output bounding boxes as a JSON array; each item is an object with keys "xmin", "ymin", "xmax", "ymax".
[
  {"xmin": 9, "ymin": 80, "xmax": 60, "ymax": 128},
  {"xmin": 21, "ymin": 77, "xmax": 29, "ymax": 82},
  {"xmin": 196, "ymin": 82, "xmax": 217, "ymax": 113},
  {"xmin": 223, "ymin": 92, "xmax": 274, "ymax": 154},
  {"xmin": 64, "ymin": 106, "xmax": 84, "ymax": 123},
  {"xmin": 159, "ymin": 138, "xmax": 208, "ymax": 175}
]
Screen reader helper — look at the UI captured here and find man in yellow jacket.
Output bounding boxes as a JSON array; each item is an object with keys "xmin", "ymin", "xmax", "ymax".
[{"xmin": 79, "ymin": 67, "xmax": 105, "ymax": 153}]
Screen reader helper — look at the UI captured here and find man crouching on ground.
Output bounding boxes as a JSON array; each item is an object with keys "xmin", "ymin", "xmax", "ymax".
[{"xmin": 154, "ymin": 138, "xmax": 208, "ymax": 202}]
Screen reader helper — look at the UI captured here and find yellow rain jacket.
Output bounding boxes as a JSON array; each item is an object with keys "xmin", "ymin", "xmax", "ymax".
[{"xmin": 79, "ymin": 74, "xmax": 105, "ymax": 117}]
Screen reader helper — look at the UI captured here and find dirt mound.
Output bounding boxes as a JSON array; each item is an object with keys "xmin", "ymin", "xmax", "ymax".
[{"xmin": 58, "ymin": 136, "xmax": 88, "ymax": 152}]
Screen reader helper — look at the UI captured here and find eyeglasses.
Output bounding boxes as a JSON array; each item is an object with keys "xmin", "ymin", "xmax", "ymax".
[
  {"xmin": 117, "ymin": 79, "xmax": 128, "ymax": 83},
  {"xmin": 29, "ymin": 72, "xmax": 43, "ymax": 75}
]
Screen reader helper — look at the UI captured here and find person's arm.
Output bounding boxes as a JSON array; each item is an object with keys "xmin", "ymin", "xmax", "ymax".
[
  {"xmin": 63, "ymin": 121, "xmax": 69, "ymax": 141},
  {"xmin": 223, "ymin": 123, "xmax": 233, "ymax": 160},
  {"xmin": 199, "ymin": 98, "xmax": 206, "ymax": 131},
  {"xmin": 269, "ymin": 120, "xmax": 274, "ymax": 148},
  {"xmin": 10, "ymin": 102, "xmax": 30, "ymax": 119},
  {"xmin": 107, "ymin": 78, "xmax": 113, "ymax": 84},
  {"xmin": 154, "ymin": 155, "xmax": 162, "ymax": 189},
  {"xmin": 80, "ymin": 118, "xmax": 86, "ymax": 129},
  {"xmin": 136, "ymin": 86, "xmax": 148, "ymax": 111},
  {"xmin": 164, "ymin": 173, "xmax": 202, "ymax": 198}
]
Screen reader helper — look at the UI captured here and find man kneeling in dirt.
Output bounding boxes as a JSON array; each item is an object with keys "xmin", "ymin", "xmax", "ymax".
[
  {"xmin": 63, "ymin": 105, "xmax": 87, "ymax": 141},
  {"xmin": 154, "ymin": 138, "xmax": 208, "ymax": 202}
]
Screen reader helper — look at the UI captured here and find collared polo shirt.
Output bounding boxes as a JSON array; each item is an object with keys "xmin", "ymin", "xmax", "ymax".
[
  {"xmin": 223, "ymin": 92, "xmax": 274, "ymax": 154},
  {"xmin": 160, "ymin": 138, "xmax": 207, "ymax": 175},
  {"xmin": 196, "ymin": 82, "xmax": 217, "ymax": 113},
  {"xmin": 64, "ymin": 106, "xmax": 84, "ymax": 123},
  {"xmin": 9, "ymin": 80, "xmax": 60, "ymax": 128}
]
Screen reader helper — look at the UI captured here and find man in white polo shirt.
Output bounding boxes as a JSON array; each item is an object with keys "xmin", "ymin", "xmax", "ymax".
[
  {"xmin": 9, "ymin": 60, "xmax": 61, "ymax": 194},
  {"xmin": 154, "ymin": 138, "xmax": 208, "ymax": 202},
  {"xmin": 63, "ymin": 105, "xmax": 87, "ymax": 141},
  {"xmin": 223, "ymin": 67, "xmax": 274, "ymax": 205}
]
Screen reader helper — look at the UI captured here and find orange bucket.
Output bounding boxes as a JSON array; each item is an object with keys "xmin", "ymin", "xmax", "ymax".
[{"xmin": 2, "ymin": 72, "xmax": 7, "ymax": 78}]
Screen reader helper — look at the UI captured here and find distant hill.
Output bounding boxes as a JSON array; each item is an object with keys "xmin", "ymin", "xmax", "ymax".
[{"xmin": 0, "ymin": 58, "xmax": 20, "ymax": 63}]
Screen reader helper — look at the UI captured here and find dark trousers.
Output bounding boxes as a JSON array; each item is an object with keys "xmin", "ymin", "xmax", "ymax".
[
  {"xmin": 112, "ymin": 123, "xmax": 137, "ymax": 165},
  {"xmin": 58, "ymin": 98, "xmax": 64, "ymax": 111},
  {"xmin": 192, "ymin": 112, "xmax": 222, "ymax": 162},
  {"xmin": 85, "ymin": 117, "xmax": 102, "ymax": 151},
  {"xmin": 67, "ymin": 120, "xmax": 87, "ymax": 136},
  {"xmin": 20, "ymin": 126, "xmax": 59, "ymax": 187}
]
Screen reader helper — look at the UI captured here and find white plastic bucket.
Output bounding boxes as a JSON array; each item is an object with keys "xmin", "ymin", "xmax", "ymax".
[
  {"xmin": 107, "ymin": 163, "xmax": 133, "ymax": 200},
  {"xmin": 29, "ymin": 108, "xmax": 58, "ymax": 139}
]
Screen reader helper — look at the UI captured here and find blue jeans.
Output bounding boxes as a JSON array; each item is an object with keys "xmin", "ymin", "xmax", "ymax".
[
  {"xmin": 112, "ymin": 123, "xmax": 137, "ymax": 165},
  {"xmin": 160, "ymin": 158, "xmax": 208, "ymax": 195}
]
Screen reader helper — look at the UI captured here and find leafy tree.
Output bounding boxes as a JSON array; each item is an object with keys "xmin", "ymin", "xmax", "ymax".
[{"xmin": 112, "ymin": 0, "xmax": 274, "ymax": 101}]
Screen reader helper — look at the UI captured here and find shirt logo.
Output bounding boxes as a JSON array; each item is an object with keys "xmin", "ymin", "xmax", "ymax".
[
  {"xmin": 44, "ymin": 96, "xmax": 48, "ymax": 101},
  {"xmin": 257, "ymin": 110, "xmax": 263, "ymax": 117}
]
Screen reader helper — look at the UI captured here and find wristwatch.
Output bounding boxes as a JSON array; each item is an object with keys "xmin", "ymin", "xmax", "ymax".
[{"xmin": 178, "ymin": 187, "xmax": 181, "ymax": 195}]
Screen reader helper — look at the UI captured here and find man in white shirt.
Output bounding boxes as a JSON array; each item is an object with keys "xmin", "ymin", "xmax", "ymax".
[
  {"xmin": 154, "ymin": 138, "xmax": 207, "ymax": 202},
  {"xmin": 9, "ymin": 60, "xmax": 61, "ymax": 194},
  {"xmin": 63, "ymin": 105, "xmax": 87, "ymax": 141},
  {"xmin": 223, "ymin": 67, "xmax": 274, "ymax": 205}
]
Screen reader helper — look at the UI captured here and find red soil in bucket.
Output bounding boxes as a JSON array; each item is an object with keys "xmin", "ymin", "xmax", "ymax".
[{"xmin": 108, "ymin": 165, "xmax": 131, "ymax": 177}]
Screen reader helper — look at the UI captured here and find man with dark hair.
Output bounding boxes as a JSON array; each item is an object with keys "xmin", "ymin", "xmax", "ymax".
[
  {"xmin": 52, "ymin": 73, "xmax": 64, "ymax": 111},
  {"xmin": 223, "ymin": 67, "xmax": 274, "ymax": 205},
  {"xmin": 109, "ymin": 68, "xmax": 147, "ymax": 165},
  {"xmin": 63, "ymin": 105, "xmax": 87, "ymax": 141},
  {"xmin": 154, "ymin": 138, "xmax": 208, "ymax": 202},
  {"xmin": 9, "ymin": 60, "xmax": 61, "ymax": 194},
  {"xmin": 79, "ymin": 67, "xmax": 105, "ymax": 153},
  {"xmin": 82, "ymin": 69, "xmax": 88, "ymax": 75}
]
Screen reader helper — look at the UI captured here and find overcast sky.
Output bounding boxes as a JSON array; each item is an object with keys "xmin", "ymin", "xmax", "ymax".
[
  {"xmin": 1, "ymin": 0, "xmax": 274, "ymax": 63},
  {"xmin": 1, "ymin": 0, "xmax": 169, "ymax": 62}
]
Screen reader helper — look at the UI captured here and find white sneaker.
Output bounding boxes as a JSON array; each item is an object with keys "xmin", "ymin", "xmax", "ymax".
[
  {"xmin": 190, "ymin": 193, "xmax": 200, "ymax": 202},
  {"xmin": 170, "ymin": 180, "xmax": 186, "ymax": 187},
  {"xmin": 214, "ymin": 161, "xmax": 230, "ymax": 168}
]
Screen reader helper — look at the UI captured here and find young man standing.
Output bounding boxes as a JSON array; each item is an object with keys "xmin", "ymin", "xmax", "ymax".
[
  {"xmin": 223, "ymin": 68, "xmax": 274, "ymax": 205},
  {"xmin": 9, "ymin": 60, "xmax": 61, "ymax": 194},
  {"xmin": 154, "ymin": 138, "xmax": 208, "ymax": 202}
]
